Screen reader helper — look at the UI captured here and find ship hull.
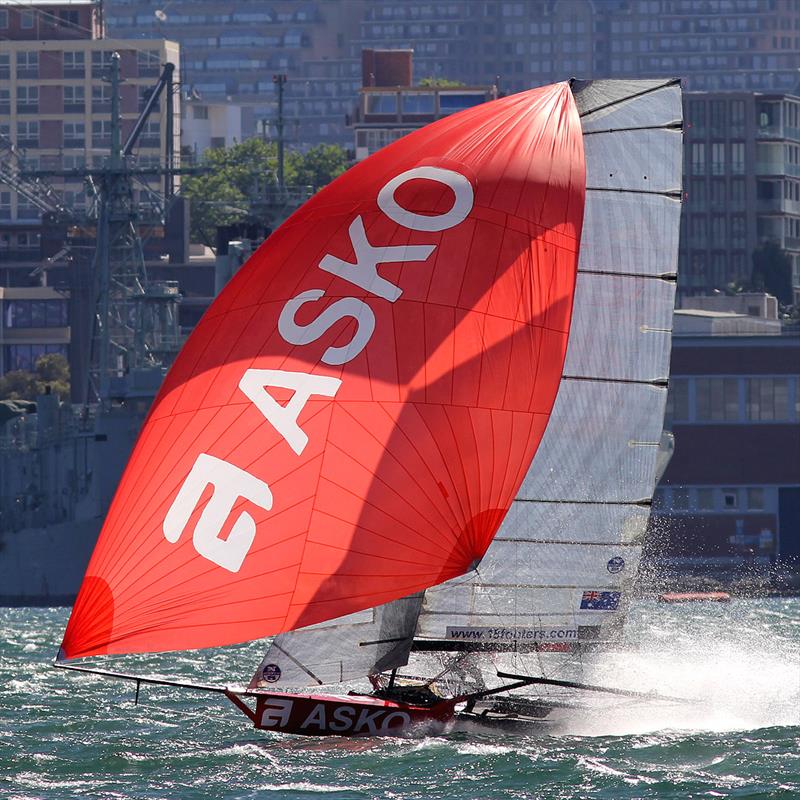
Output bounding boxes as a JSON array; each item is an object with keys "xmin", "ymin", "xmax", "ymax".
[{"xmin": 241, "ymin": 691, "xmax": 456, "ymax": 737}]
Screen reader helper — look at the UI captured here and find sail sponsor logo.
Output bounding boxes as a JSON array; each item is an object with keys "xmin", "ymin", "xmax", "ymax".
[
  {"xmin": 579, "ymin": 591, "xmax": 621, "ymax": 611},
  {"xmin": 261, "ymin": 663, "xmax": 282, "ymax": 683},
  {"xmin": 446, "ymin": 626, "xmax": 578, "ymax": 642},
  {"xmin": 257, "ymin": 696, "xmax": 412, "ymax": 735},
  {"xmin": 606, "ymin": 557, "xmax": 625, "ymax": 574},
  {"xmin": 163, "ymin": 167, "xmax": 475, "ymax": 572}
]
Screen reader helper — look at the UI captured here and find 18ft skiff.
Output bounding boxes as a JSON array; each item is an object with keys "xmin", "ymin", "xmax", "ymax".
[{"xmin": 56, "ymin": 78, "xmax": 683, "ymax": 737}]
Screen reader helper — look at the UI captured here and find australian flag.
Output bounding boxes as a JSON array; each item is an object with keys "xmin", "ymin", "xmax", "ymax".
[{"xmin": 580, "ymin": 590, "xmax": 621, "ymax": 610}]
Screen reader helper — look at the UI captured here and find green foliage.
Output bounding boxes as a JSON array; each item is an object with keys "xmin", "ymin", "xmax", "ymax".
[
  {"xmin": 182, "ymin": 140, "xmax": 349, "ymax": 247},
  {"xmin": 0, "ymin": 353, "xmax": 70, "ymax": 402},
  {"xmin": 287, "ymin": 144, "xmax": 348, "ymax": 190},
  {"xmin": 751, "ymin": 241, "xmax": 793, "ymax": 305},
  {"xmin": 417, "ymin": 77, "xmax": 465, "ymax": 87}
]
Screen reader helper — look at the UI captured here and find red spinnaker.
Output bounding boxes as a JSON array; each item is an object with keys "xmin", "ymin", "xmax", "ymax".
[{"xmin": 61, "ymin": 82, "xmax": 585, "ymax": 659}]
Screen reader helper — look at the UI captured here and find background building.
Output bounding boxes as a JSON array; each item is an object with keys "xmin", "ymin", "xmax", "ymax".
[
  {"xmin": 107, "ymin": 0, "xmax": 365, "ymax": 146},
  {"xmin": 0, "ymin": 286, "xmax": 69, "ymax": 373},
  {"xmin": 0, "ymin": 0, "xmax": 180, "ymax": 286},
  {"xmin": 681, "ymin": 90, "xmax": 800, "ymax": 302},
  {"xmin": 352, "ymin": 49, "xmax": 496, "ymax": 161},
  {"xmin": 650, "ymin": 301, "xmax": 800, "ymax": 575}
]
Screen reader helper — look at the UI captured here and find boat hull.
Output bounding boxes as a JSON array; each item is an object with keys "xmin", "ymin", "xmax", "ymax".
[{"xmin": 248, "ymin": 691, "xmax": 457, "ymax": 737}]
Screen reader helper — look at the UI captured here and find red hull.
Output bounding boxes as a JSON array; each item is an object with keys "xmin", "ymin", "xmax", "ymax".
[{"xmin": 233, "ymin": 691, "xmax": 457, "ymax": 737}]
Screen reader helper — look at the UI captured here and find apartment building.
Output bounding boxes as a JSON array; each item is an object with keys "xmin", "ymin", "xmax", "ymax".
[
  {"xmin": 0, "ymin": 1, "xmax": 179, "ymax": 279},
  {"xmin": 681, "ymin": 90, "xmax": 800, "ymax": 302},
  {"xmin": 106, "ymin": 0, "xmax": 365, "ymax": 146}
]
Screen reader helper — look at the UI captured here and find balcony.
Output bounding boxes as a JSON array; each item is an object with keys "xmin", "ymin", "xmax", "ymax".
[
  {"xmin": 755, "ymin": 161, "xmax": 800, "ymax": 178},
  {"xmin": 757, "ymin": 124, "xmax": 800, "ymax": 142}
]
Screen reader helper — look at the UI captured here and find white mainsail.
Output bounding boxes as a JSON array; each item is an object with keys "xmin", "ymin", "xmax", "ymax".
[{"xmin": 251, "ymin": 78, "xmax": 682, "ymax": 690}]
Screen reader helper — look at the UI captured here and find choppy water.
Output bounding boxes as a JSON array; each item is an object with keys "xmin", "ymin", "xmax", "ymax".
[{"xmin": 2, "ymin": 599, "xmax": 799, "ymax": 800}]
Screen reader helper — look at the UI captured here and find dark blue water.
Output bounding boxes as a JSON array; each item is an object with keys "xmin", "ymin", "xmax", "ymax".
[{"xmin": 2, "ymin": 599, "xmax": 798, "ymax": 799}]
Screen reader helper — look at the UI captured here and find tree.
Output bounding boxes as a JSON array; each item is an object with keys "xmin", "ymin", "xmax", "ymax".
[
  {"xmin": 751, "ymin": 241, "xmax": 793, "ymax": 305},
  {"xmin": 418, "ymin": 77, "xmax": 465, "ymax": 87},
  {"xmin": 35, "ymin": 353, "xmax": 70, "ymax": 399},
  {"xmin": 287, "ymin": 144, "xmax": 348, "ymax": 190},
  {"xmin": 0, "ymin": 353, "xmax": 70, "ymax": 402},
  {"xmin": 182, "ymin": 140, "xmax": 350, "ymax": 248}
]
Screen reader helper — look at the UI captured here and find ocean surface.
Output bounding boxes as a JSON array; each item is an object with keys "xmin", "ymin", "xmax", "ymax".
[{"xmin": 1, "ymin": 598, "xmax": 798, "ymax": 800}]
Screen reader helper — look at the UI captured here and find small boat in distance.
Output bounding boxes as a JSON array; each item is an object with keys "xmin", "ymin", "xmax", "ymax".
[
  {"xmin": 659, "ymin": 592, "xmax": 732, "ymax": 603},
  {"xmin": 56, "ymin": 77, "xmax": 683, "ymax": 737}
]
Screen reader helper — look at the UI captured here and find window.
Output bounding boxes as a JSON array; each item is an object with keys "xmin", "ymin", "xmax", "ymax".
[
  {"xmin": 665, "ymin": 377, "xmax": 689, "ymax": 422},
  {"xmin": 0, "ymin": 191, "xmax": 10, "ymax": 220},
  {"xmin": 192, "ymin": 105, "xmax": 209, "ymax": 120},
  {"xmin": 138, "ymin": 85, "xmax": 159, "ymax": 113},
  {"xmin": 731, "ymin": 215, "xmax": 746, "ymax": 247},
  {"xmin": 722, "ymin": 489, "xmax": 739, "ymax": 509},
  {"xmin": 140, "ymin": 119, "xmax": 160, "ymax": 146},
  {"xmin": 92, "ymin": 120, "xmax": 112, "ymax": 146},
  {"xmin": 0, "ymin": 54, "xmax": 8, "ymax": 80},
  {"xmin": 16, "ymin": 120, "xmax": 39, "ymax": 147},
  {"xmin": 730, "ymin": 179, "xmax": 746, "ymax": 206},
  {"xmin": 746, "ymin": 377, "xmax": 790, "ymax": 420},
  {"xmin": 691, "ymin": 142, "xmax": 705, "ymax": 174},
  {"xmin": 16, "ymin": 51, "xmax": 38, "ymax": 79},
  {"xmin": 20, "ymin": 9, "xmax": 34, "ymax": 29},
  {"xmin": 0, "ymin": 10, "xmax": 7, "ymax": 28},
  {"xmin": 16, "ymin": 85, "xmax": 38, "ymax": 113},
  {"xmin": 4, "ymin": 300, "xmax": 67, "ymax": 329},
  {"xmin": 63, "ymin": 51, "xmax": 84, "ymax": 77},
  {"xmin": 731, "ymin": 142, "xmax": 745, "ymax": 174},
  {"xmin": 710, "ymin": 100, "xmax": 726, "ymax": 132},
  {"xmin": 401, "ymin": 92, "xmax": 435, "ymax": 114},
  {"xmin": 689, "ymin": 180, "xmax": 706, "ymax": 205},
  {"xmin": 730, "ymin": 99, "xmax": 745, "ymax": 133},
  {"xmin": 365, "ymin": 93, "xmax": 397, "ymax": 114},
  {"xmin": 3, "ymin": 344, "xmax": 67, "ymax": 372},
  {"xmin": 747, "ymin": 488, "xmax": 765, "ymax": 510},
  {"xmin": 91, "ymin": 84, "xmax": 112, "ymax": 110},
  {"xmin": 91, "ymin": 50, "xmax": 115, "ymax": 77},
  {"xmin": 671, "ymin": 488, "xmax": 690, "ymax": 510},
  {"xmin": 137, "ymin": 49, "xmax": 161, "ymax": 76},
  {"xmin": 711, "ymin": 215, "xmax": 726, "ymax": 245},
  {"xmin": 711, "ymin": 142, "xmax": 726, "ymax": 175},
  {"xmin": 439, "ymin": 93, "xmax": 486, "ymax": 113},
  {"xmin": 63, "ymin": 85, "xmax": 84, "ymax": 112},
  {"xmin": 697, "ymin": 488, "xmax": 715, "ymax": 510},
  {"xmin": 0, "ymin": 88, "xmax": 8, "ymax": 115},
  {"xmin": 688, "ymin": 100, "xmax": 706, "ymax": 130},
  {"xmin": 63, "ymin": 122, "xmax": 84, "ymax": 147},
  {"xmin": 696, "ymin": 377, "xmax": 739, "ymax": 422}
]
